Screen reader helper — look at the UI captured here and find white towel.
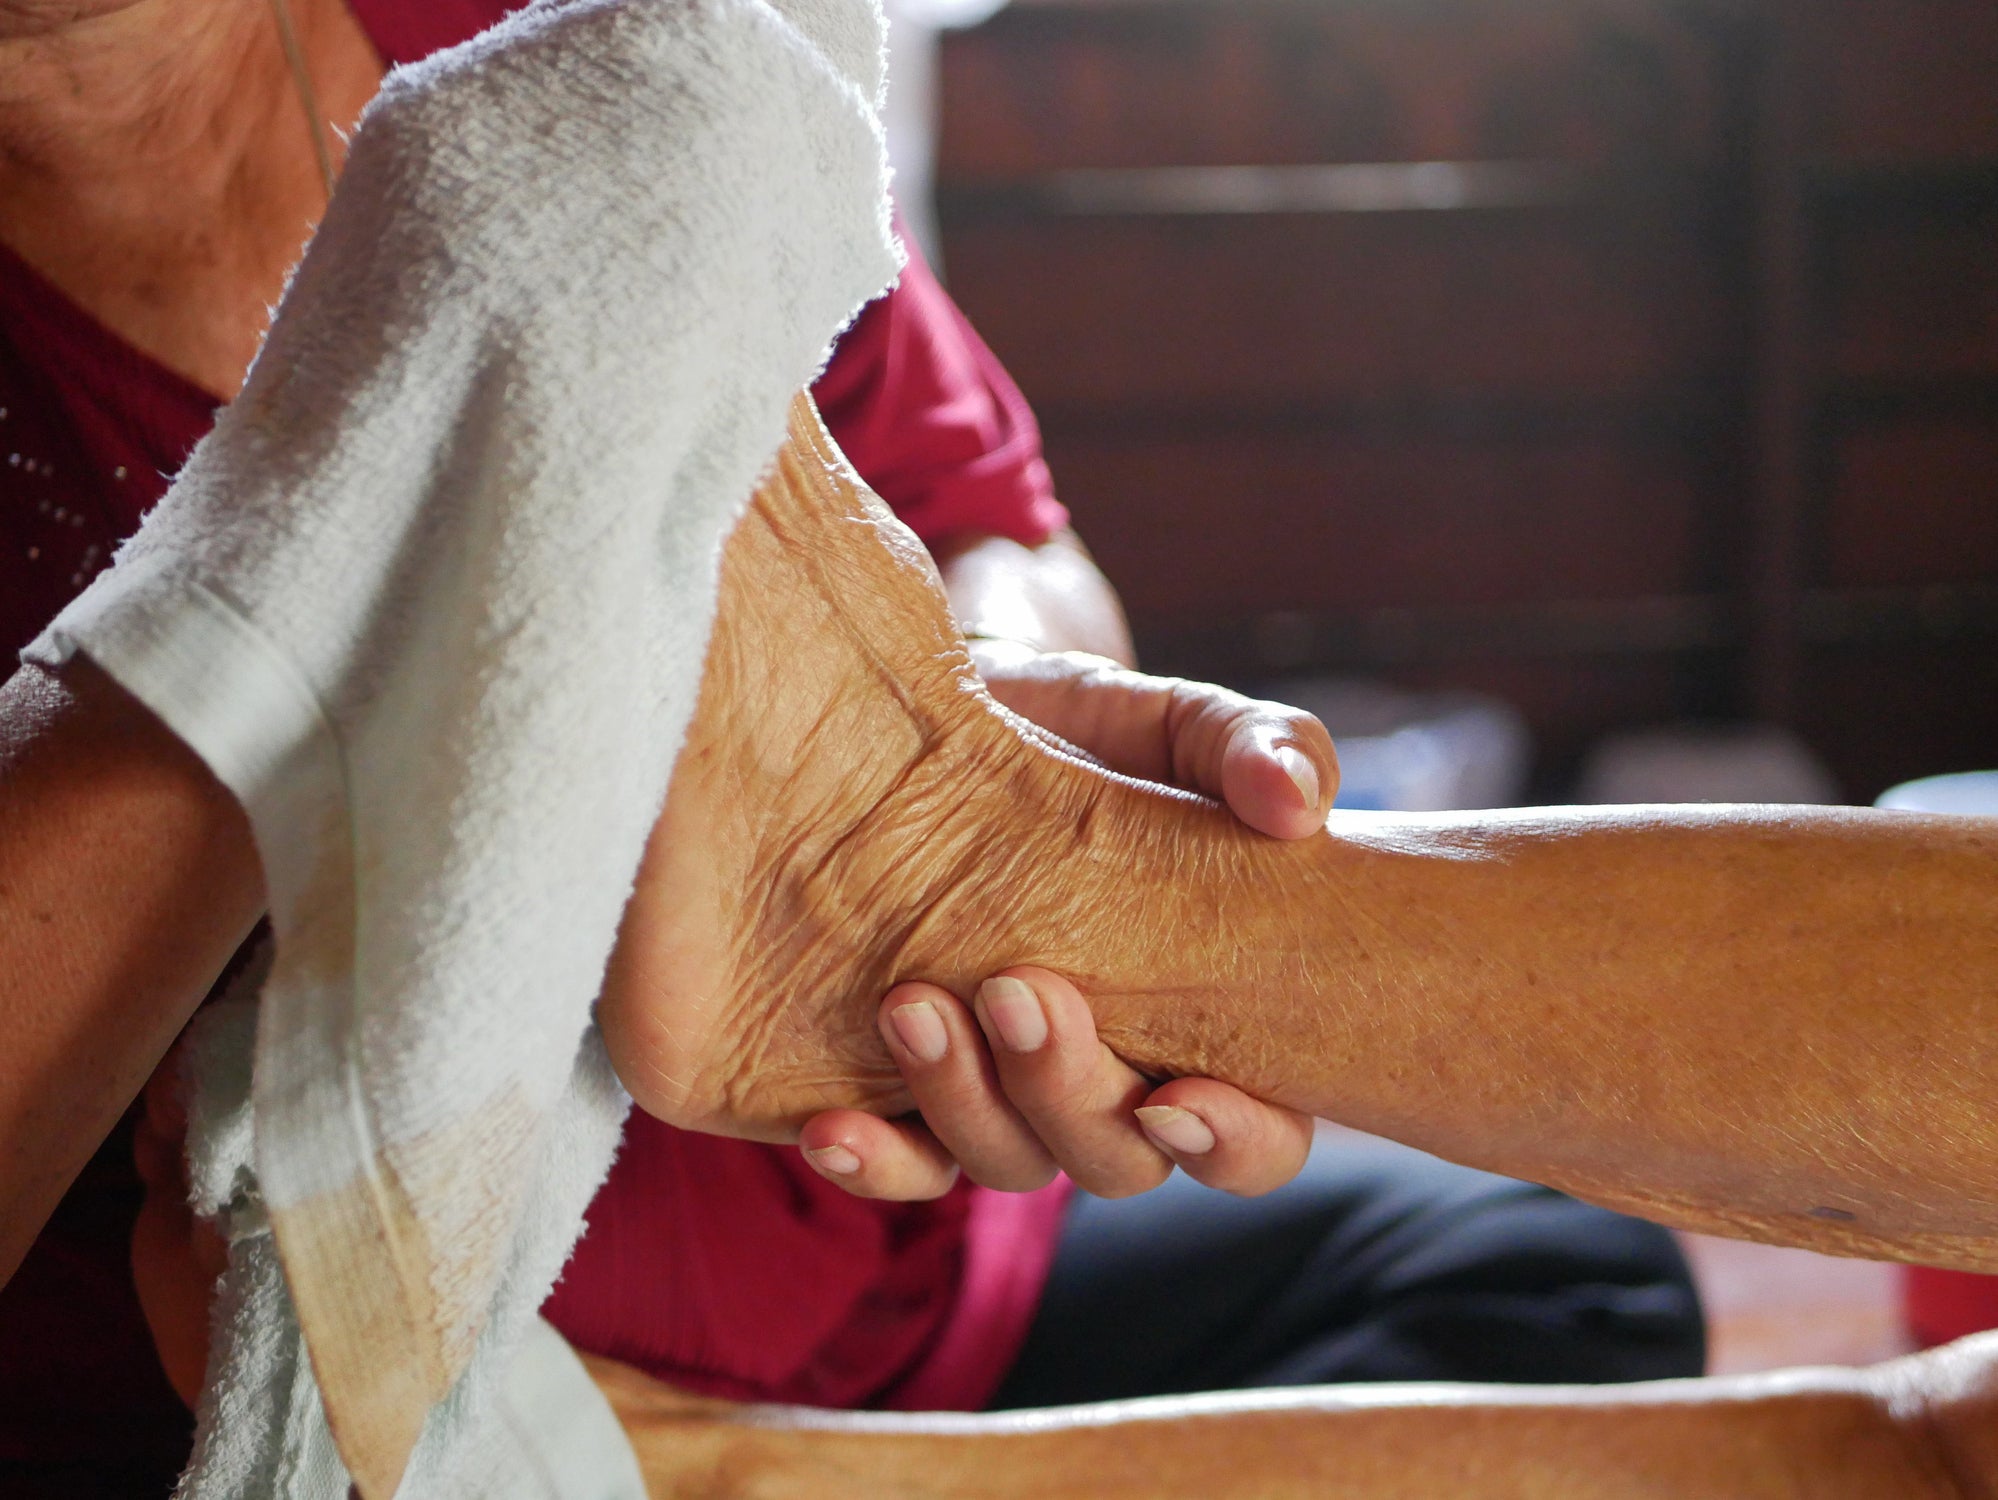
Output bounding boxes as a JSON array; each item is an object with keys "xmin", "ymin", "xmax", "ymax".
[{"xmin": 24, "ymin": 0, "xmax": 900, "ymax": 1492}]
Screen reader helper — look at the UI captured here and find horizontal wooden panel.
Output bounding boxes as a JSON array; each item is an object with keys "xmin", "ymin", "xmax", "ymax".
[
  {"xmin": 940, "ymin": 0, "xmax": 1744, "ymax": 175},
  {"xmin": 943, "ymin": 160, "xmax": 1598, "ymax": 219},
  {"xmin": 1821, "ymin": 206, "xmax": 1998, "ymax": 382},
  {"xmin": 940, "ymin": 208, "xmax": 1735, "ymax": 410},
  {"xmin": 1822, "ymin": 416, "xmax": 1998, "ymax": 588},
  {"xmin": 1798, "ymin": 1, "xmax": 1998, "ymax": 163},
  {"xmin": 1042, "ymin": 427, "xmax": 1718, "ymax": 626}
]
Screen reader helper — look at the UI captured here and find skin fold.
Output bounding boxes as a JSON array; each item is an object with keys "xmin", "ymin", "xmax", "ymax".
[
  {"xmin": 598, "ymin": 399, "xmax": 1998, "ymax": 1275},
  {"xmin": 0, "ymin": 0, "xmax": 385, "ymax": 398}
]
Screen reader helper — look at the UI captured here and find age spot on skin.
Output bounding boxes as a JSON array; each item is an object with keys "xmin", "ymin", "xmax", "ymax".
[{"xmin": 1809, "ymin": 1206, "xmax": 1858, "ymax": 1222}]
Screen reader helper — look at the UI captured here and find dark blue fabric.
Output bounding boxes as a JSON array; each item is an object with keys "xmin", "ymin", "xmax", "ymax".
[{"xmin": 990, "ymin": 1135, "xmax": 1704, "ymax": 1408}]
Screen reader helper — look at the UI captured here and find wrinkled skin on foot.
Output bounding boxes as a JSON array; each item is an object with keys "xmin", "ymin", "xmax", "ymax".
[{"xmin": 597, "ymin": 400, "xmax": 1262, "ymax": 1141}]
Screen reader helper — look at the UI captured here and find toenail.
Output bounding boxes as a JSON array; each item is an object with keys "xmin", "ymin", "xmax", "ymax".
[
  {"xmin": 1276, "ymin": 745, "xmax": 1320, "ymax": 810},
  {"xmin": 888, "ymin": 1000, "xmax": 950, "ymax": 1064},
  {"xmin": 805, "ymin": 1143, "xmax": 862, "ymax": 1176},
  {"xmin": 978, "ymin": 977, "xmax": 1048, "ymax": 1053},
  {"xmin": 1135, "ymin": 1105, "xmax": 1216, "ymax": 1157}
]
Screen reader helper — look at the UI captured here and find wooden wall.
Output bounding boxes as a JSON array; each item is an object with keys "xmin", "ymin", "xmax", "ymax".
[{"xmin": 935, "ymin": 0, "xmax": 1998, "ymax": 798}]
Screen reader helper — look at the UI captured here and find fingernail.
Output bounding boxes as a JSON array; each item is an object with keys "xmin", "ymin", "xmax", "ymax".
[
  {"xmin": 1276, "ymin": 746, "xmax": 1320, "ymax": 811},
  {"xmin": 1135, "ymin": 1105, "xmax": 1216, "ymax": 1158},
  {"xmin": 805, "ymin": 1143, "xmax": 861, "ymax": 1176},
  {"xmin": 888, "ymin": 1000, "xmax": 950, "ymax": 1064},
  {"xmin": 978, "ymin": 976, "xmax": 1049, "ymax": 1053}
]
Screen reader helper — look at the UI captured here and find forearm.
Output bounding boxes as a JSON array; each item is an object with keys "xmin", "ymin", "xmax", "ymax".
[
  {"xmin": 593, "ymin": 1342, "xmax": 1990, "ymax": 1500},
  {"xmin": 1070, "ymin": 800, "xmax": 1998, "ymax": 1267},
  {"xmin": 0, "ymin": 660, "xmax": 262, "ymax": 1286}
]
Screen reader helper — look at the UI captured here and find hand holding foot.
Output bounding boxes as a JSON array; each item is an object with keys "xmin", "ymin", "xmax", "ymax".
[
  {"xmin": 596, "ymin": 396, "xmax": 1294, "ymax": 1139},
  {"xmin": 599, "ymin": 395, "xmax": 1998, "ymax": 1273},
  {"xmin": 795, "ymin": 649, "xmax": 1335, "ymax": 1202},
  {"xmin": 801, "ymin": 968, "xmax": 1317, "ymax": 1201}
]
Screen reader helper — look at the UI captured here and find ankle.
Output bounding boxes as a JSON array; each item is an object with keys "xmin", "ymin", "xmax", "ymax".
[{"xmin": 1068, "ymin": 787, "xmax": 1357, "ymax": 1108}]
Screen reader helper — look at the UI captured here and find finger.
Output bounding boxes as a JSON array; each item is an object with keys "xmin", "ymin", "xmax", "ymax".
[
  {"xmin": 1214, "ymin": 706, "xmax": 1340, "ymax": 840},
  {"xmin": 797, "ymin": 1109, "xmax": 963, "ymax": 1202},
  {"xmin": 973, "ymin": 647, "xmax": 1176, "ymax": 778},
  {"xmin": 1135, "ymin": 1078, "xmax": 1316, "ymax": 1197},
  {"xmin": 971, "ymin": 968, "xmax": 1175, "ymax": 1200},
  {"xmin": 879, "ymin": 983, "xmax": 1060, "ymax": 1193},
  {"xmin": 975, "ymin": 652, "xmax": 1336, "ymax": 839}
]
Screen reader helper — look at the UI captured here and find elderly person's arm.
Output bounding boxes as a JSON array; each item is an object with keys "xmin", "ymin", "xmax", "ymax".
[
  {"xmin": 0, "ymin": 660, "xmax": 263, "ymax": 1286},
  {"xmin": 589, "ymin": 1334, "xmax": 1998, "ymax": 1500}
]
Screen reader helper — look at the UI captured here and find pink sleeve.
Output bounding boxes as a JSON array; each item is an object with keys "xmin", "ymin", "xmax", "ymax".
[
  {"xmin": 813, "ymin": 233, "xmax": 1069, "ymax": 551},
  {"xmin": 343, "ymin": 0, "xmax": 523, "ymax": 64}
]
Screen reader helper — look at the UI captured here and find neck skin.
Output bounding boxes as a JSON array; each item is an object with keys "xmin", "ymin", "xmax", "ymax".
[{"xmin": 0, "ymin": 0, "xmax": 384, "ymax": 398}]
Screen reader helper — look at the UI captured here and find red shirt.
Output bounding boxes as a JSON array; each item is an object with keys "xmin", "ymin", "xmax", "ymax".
[{"xmin": 0, "ymin": 7, "xmax": 1069, "ymax": 1490}]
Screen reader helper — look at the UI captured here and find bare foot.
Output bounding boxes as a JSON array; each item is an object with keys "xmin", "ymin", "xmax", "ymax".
[{"xmin": 597, "ymin": 398, "xmax": 1291, "ymax": 1141}]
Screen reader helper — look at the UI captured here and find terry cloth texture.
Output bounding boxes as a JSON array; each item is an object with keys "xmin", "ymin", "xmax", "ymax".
[{"xmin": 24, "ymin": 0, "xmax": 901, "ymax": 1493}]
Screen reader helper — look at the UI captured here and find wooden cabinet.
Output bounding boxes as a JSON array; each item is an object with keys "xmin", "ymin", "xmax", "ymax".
[{"xmin": 936, "ymin": 0, "xmax": 1998, "ymax": 795}]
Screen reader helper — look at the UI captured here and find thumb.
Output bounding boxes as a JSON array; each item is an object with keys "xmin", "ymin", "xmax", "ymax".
[{"xmin": 1213, "ymin": 702, "xmax": 1338, "ymax": 839}]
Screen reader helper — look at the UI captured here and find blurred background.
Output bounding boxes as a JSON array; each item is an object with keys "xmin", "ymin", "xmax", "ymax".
[
  {"xmin": 895, "ymin": 0, "xmax": 1997, "ymax": 1374},
  {"xmin": 903, "ymin": 0, "xmax": 1996, "ymax": 811}
]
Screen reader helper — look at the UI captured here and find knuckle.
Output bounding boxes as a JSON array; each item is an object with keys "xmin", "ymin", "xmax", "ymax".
[
  {"xmin": 918, "ymin": 1065, "xmax": 1009, "ymax": 1120},
  {"xmin": 996, "ymin": 1059, "xmax": 1082, "ymax": 1115}
]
